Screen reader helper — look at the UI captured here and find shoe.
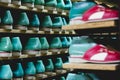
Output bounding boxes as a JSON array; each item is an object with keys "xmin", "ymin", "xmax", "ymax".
[
  {"xmin": 15, "ymin": 12, "xmax": 29, "ymax": 31},
  {"xmin": 34, "ymin": 60, "xmax": 45, "ymax": 73},
  {"xmin": 70, "ymin": 3, "xmax": 119, "ymax": 24},
  {"xmin": 69, "ymin": 36, "xmax": 96, "ymax": 57},
  {"xmin": 44, "ymin": 59, "xmax": 56, "ymax": 76},
  {"xmin": 60, "ymin": 76, "xmax": 66, "ymax": 80},
  {"xmin": 11, "ymin": 0, "xmax": 21, "ymax": 5},
  {"xmin": 61, "ymin": 37, "xmax": 69, "ymax": 48},
  {"xmin": 66, "ymin": 73, "xmax": 91, "ymax": 80},
  {"xmin": 54, "ymin": 57, "xmax": 63, "ymax": 69},
  {"xmin": 21, "ymin": 0, "xmax": 35, "ymax": 7},
  {"xmin": 69, "ymin": 1, "xmax": 96, "ymax": 20},
  {"xmin": 39, "ymin": 37, "xmax": 49, "ymax": 55},
  {"xmin": 56, "ymin": 0, "xmax": 65, "ymax": 9},
  {"xmin": 66, "ymin": 37, "xmax": 72, "ymax": 47},
  {"xmin": 40, "ymin": 37, "xmax": 49, "ymax": 50},
  {"xmin": 0, "ymin": 65, "xmax": 13, "ymax": 79},
  {"xmin": 34, "ymin": 60, "xmax": 48, "ymax": 78},
  {"xmin": 11, "ymin": 63, "xmax": 24, "ymax": 78},
  {"xmin": 69, "ymin": 37, "xmax": 96, "ymax": 63},
  {"xmin": 42, "ymin": 15, "xmax": 53, "ymax": 28},
  {"xmin": 87, "ymin": 73, "xmax": 100, "ymax": 80},
  {"xmin": 63, "ymin": 0, "xmax": 72, "ymax": 10},
  {"xmin": 23, "ymin": 61, "xmax": 36, "ymax": 75},
  {"xmin": 0, "ymin": 0, "xmax": 11, "ymax": 3},
  {"xmin": 0, "ymin": 37, "xmax": 12, "ymax": 57},
  {"xmin": 62, "ymin": 18, "xmax": 67, "ymax": 25},
  {"xmin": 34, "ymin": 0, "xmax": 45, "ymax": 9},
  {"xmin": 52, "ymin": 17, "xmax": 63, "ymax": 28},
  {"xmin": 54, "ymin": 57, "xmax": 67, "ymax": 74},
  {"xmin": 45, "ymin": 0, "xmax": 57, "ymax": 7},
  {"xmin": 11, "ymin": 37, "xmax": 22, "ymax": 57},
  {"xmin": 81, "ymin": 44, "xmax": 120, "ymax": 63},
  {"xmin": 29, "ymin": 14, "xmax": 40, "ymax": 31},
  {"xmin": 81, "ymin": 5, "xmax": 119, "ymax": 22},
  {"xmin": 50, "ymin": 37, "xmax": 62, "ymax": 49},
  {"xmin": 24, "ymin": 37, "xmax": 41, "ymax": 55},
  {"xmin": 44, "ymin": 59, "xmax": 54, "ymax": 72},
  {"xmin": 1, "ymin": 10, "xmax": 13, "ymax": 30}
]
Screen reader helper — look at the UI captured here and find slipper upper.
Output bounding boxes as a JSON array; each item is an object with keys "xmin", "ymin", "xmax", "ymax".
[
  {"xmin": 69, "ymin": 1, "xmax": 96, "ymax": 19},
  {"xmin": 82, "ymin": 5, "xmax": 119, "ymax": 21},
  {"xmin": 69, "ymin": 37, "xmax": 96, "ymax": 56},
  {"xmin": 83, "ymin": 44, "xmax": 120, "ymax": 62}
]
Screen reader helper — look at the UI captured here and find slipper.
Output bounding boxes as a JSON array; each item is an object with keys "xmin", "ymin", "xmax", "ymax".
[
  {"xmin": 69, "ymin": 36, "xmax": 97, "ymax": 57},
  {"xmin": 82, "ymin": 5, "xmax": 119, "ymax": 22},
  {"xmin": 69, "ymin": 5, "xmax": 118, "ymax": 25},
  {"xmin": 66, "ymin": 73, "xmax": 92, "ymax": 80},
  {"xmin": 69, "ymin": 1, "xmax": 96, "ymax": 19},
  {"xmin": 70, "ymin": 44, "xmax": 120, "ymax": 63}
]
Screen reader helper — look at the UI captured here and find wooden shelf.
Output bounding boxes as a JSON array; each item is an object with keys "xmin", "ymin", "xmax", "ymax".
[
  {"xmin": 63, "ymin": 63, "xmax": 120, "ymax": 71},
  {"xmin": 71, "ymin": 0, "xmax": 118, "ymax": 7},
  {"xmin": 71, "ymin": 0, "xmax": 81, "ymax": 2},
  {"xmin": 0, "ymin": 2, "xmax": 69, "ymax": 16},
  {"xmin": 0, "ymin": 29, "xmax": 75, "ymax": 35},
  {"xmin": 0, "ymin": 48, "xmax": 68, "ymax": 60},
  {"xmin": 62, "ymin": 20, "xmax": 117, "ymax": 30}
]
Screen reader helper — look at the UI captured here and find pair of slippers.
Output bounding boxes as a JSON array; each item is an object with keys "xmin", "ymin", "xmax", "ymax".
[
  {"xmin": 69, "ymin": 37, "xmax": 120, "ymax": 63},
  {"xmin": 69, "ymin": 1, "xmax": 118, "ymax": 25}
]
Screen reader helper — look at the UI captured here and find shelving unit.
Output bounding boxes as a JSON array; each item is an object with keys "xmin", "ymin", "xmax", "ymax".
[
  {"xmin": 0, "ymin": 1, "xmax": 74, "ymax": 80},
  {"xmin": 61, "ymin": 0, "xmax": 120, "ymax": 80},
  {"xmin": 0, "ymin": 0, "xmax": 120, "ymax": 80}
]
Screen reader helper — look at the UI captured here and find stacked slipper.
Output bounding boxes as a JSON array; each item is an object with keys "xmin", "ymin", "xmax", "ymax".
[
  {"xmin": 69, "ymin": 1, "xmax": 119, "ymax": 25},
  {"xmin": 69, "ymin": 36, "xmax": 120, "ymax": 63}
]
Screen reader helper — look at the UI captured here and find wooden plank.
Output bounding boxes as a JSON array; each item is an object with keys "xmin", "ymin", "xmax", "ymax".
[
  {"xmin": 71, "ymin": 0, "xmax": 81, "ymax": 2},
  {"xmin": 13, "ymin": 78, "xmax": 23, "ymax": 80},
  {"xmin": 62, "ymin": 20, "xmax": 117, "ymax": 30},
  {"xmin": 0, "ymin": 2, "xmax": 68, "ymax": 16},
  {"xmin": 63, "ymin": 63, "xmax": 120, "ymax": 71}
]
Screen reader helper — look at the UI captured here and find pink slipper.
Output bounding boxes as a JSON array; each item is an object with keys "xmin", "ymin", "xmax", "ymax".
[
  {"xmin": 82, "ymin": 44, "xmax": 120, "ymax": 63},
  {"xmin": 69, "ymin": 5, "xmax": 119, "ymax": 25},
  {"xmin": 82, "ymin": 5, "xmax": 119, "ymax": 22},
  {"xmin": 69, "ymin": 44, "xmax": 120, "ymax": 63}
]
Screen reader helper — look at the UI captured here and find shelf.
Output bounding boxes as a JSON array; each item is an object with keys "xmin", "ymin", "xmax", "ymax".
[
  {"xmin": 71, "ymin": 0, "xmax": 118, "ymax": 7},
  {"xmin": 0, "ymin": 2, "xmax": 69, "ymax": 16},
  {"xmin": 0, "ymin": 29, "xmax": 76, "ymax": 35},
  {"xmin": 71, "ymin": 0, "xmax": 81, "ymax": 2},
  {"xmin": 62, "ymin": 20, "xmax": 118, "ymax": 30},
  {"xmin": 13, "ymin": 69, "xmax": 71, "ymax": 80},
  {"xmin": 63, "ymin": 63, "xmax": 120, "ymax": 71},
  {"xmin": 0, "ymin": 48, "xmax": 68, "ymax": 60}
]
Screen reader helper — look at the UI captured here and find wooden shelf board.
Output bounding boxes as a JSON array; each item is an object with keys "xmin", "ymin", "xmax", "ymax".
[
  {"xmin": 63, "ymin": 63, "xmax": 120, "ymax": 71},
  {"xmin": 0, "ymin": 29, "xmax": 75, "ymax": 35},
  {"xmin": 0, "ymin": 48, "xmax": 68, "ymax": 60},
  {"xmin": 71, "ymin": 0, "xmax": 118, "ymax": 7},
  {"xmin": 0, "ymin": 2, "xmax": 68, "ymax": 16},
  {"xmin": 62, "ymin": 20, "xmax": 117, "ymax": 30},
  {"xmin": 71, "ymin": 0, "xmax": 81, "ymax": 2}
]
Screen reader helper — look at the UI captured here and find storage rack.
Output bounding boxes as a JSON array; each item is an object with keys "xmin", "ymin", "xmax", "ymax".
[
  {"xmin": 0, "ymin": 1, "xmax": 75, "ymax": 80},
  {"xmin": 62, "ymin": 0, "xmax": 120, "ymax": 80}
]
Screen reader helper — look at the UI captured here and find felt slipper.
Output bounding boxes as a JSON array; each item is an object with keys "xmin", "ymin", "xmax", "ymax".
[
  {"xmin": 69, "ymin": 44, "xmax": 120, "ymax": 63},
  {"xmin": 82, "ymin": 5, "xmax": 119, "ymax": 22},
  {"xmin": 69, "ymin": 5, "xmax": 118, "ymax": 25}
]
